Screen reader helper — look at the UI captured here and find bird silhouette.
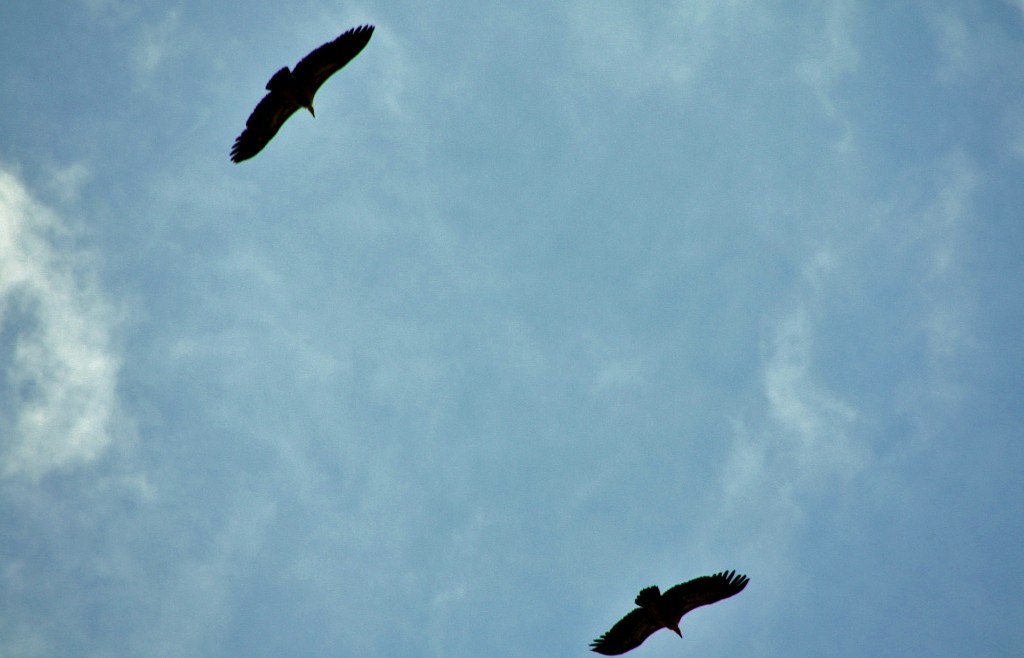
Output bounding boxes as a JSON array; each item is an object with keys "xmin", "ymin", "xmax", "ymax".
[
  {"xmin": 590, "ymin": 571, "xmax": 749, "ymax": 655},
  {"xmin": 231, "ymin": 25, "xmax": 374, "ymax": 162}
]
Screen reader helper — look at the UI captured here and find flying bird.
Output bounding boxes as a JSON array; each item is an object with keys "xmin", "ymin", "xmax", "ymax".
[
  {"xmin": 230, "ymin": 25, "xmax": 374, "ymax": 163},
  {"xmin": 590, "ymin": 570, "xmax": 749, "ymax": 655}
]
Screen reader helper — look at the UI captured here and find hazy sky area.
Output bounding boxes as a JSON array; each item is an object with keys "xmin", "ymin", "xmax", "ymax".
[{"xmin": 2, "ymin": 1, "xmax": 1023, "ymax": 656}]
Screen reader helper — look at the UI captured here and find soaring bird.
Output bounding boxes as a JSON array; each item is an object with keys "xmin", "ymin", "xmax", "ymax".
[
  {"xmin": 230, "ymin": 25, "xmax": 374, "ymax": 163},
  {"xmin": 590, "ymin": 570, "xmax": 749, "ymax": 655}
]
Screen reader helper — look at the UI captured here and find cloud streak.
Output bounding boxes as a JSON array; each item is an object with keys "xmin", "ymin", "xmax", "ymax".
[
  {"xmin": 762, "ymin": 302, "xmax": 864, "ymax": 479},
  {"xmin": 0, "ymin": 167, "xmax": 126, "ymax": 479},
  {"xmin": 720, "ymin": 285, "xmax": 865, "ymax": 524}
]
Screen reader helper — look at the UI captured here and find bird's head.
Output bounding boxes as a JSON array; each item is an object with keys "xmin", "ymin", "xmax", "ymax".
[
  {"xmin": 668, "ymin": 623, "xmax": 682, "ymax": 638},
  {"xmin": 304, "ymin": 103, "xmax": 315, "ymax": 118}
]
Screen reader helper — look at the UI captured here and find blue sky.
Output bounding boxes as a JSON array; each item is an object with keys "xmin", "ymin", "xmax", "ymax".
[{"xmin": 2, "ymin": 1, "xmax": 1023, "ymax": 656}]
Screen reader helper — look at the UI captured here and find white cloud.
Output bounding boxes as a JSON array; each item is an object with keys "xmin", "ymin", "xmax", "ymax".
[
  {"xmin": 797, "ymin": 0, "xmax": 859, "ymax": 99},
  {"xmin": 719, "ymin": 148, "xmax": 980, "ymax": 521},
  {"xmin": 899, "ymin": 152, "xmax": 978, "ymax": 367},
  {"xmin": 763, "ymin": 304, "xmax": 863, "ymax": 477},
  {"xmin": 132, "ymin": 10, "xmax": 182, "ymax": 77},
  {"xmin": 897, "ymin": 152, "xmax": 979, "ymax": 433},
  {"xmin": 927, "ymin": 8, "xmax": 1005, "ymax": 87},
  {"xmin": 45, "ymin": 162, "xmax": 93, "ymax": 205},
  {"xmin": 796, "ymin": 0, "xmax": 859, "ymax": 150},
  {"xmin": 718, "ymin": 246, "xmax": 866, "ymax": 527},
  {"xmin": 583, "ymin": 333, "xmax": 651, "ymax": 397},
  {"xmin": 563, "ymin": 0, "xmax": 770, "ymax": 95},
  {"xmin": 1003, "ymin": 102, "xmax": 1024, "ymax": 161},
  {"xmin": 0, "ymin": 167, "xmax": 126, "ymax": 479},
  {"xmin": 144, "ymin": 493, "xmax": 277, "ymax": 656},
  {"xmin": 590, "ymin": 357, "xmax": 648, "ymax": 396},
  {"xmin": 80, "ymin": 0, "xmax": 137, "ymax": 23},
  {"xmin": 930, "ymin": 10, "xmax": 973, "ymax": 85}
]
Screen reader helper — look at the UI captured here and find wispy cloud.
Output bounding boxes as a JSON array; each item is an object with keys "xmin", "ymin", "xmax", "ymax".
[
  {"xmin": 796, "ymin": 0, "xmax": 859, "ymax": 150},
  {"xmin": 132, "ymin": 10, "xmax": 182, "ymax": 78},
  {"xmin": 797, "ymin": 0, "xmax": 859, "ymax": 101},
  {"xmin": 142, "ymin": 493, "xmax": 277, "ymax": 656},
  {"xmin": 718, "ymin": 146, "xmax": 980, "ymax": 534},
  {"xmin": 927, "ymin": 7, "xmax": 1013, "ymax": 87},
  {"xmin": 1003, "ymin": 102, "xmax": 1024, "ymax": 161},
  {"xmin": 720, "ymin": 285, "xmax": 865, "ymax": 519},
  {"xmin": 929, "ymin": 10, "xmax": 974, "ymax": 85},
  {"xmin": 45, "ymin": 162, "xmax": 93, "ymax": 205},
  {"xmin": 563, "ymin": 0, "xmax": 770, "ymax": 94},
  {"xmin": 80, "ymin": 0, "xmax": 137, "ymax": 24},
  {"xmin": 762, "ymin": 302, "xmax": 864, "ymax": 477},
  {"xmin": 898, "ymin": 152, "xmax": 979, "ymax": 436},
  {"xmin": 0, "ymin": 167, "xmax": 126, "ymax": 479}
]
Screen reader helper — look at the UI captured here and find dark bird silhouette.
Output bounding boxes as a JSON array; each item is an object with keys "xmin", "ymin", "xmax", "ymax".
[
  {"xmin": 230, "ymin": 25, "xmax": 374, "ymax": 163},
  {"xmin": 590, "ymin": 570, "xmax": 749, "ymax": 655}
]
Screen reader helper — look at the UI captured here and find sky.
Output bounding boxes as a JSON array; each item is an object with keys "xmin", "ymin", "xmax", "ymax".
[{"xmin": 1, "ymin": 1, "xmax": 1023, "ymax": 656}]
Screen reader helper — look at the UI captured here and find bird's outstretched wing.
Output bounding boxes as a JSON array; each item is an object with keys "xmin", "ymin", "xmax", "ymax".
[
  {"xmin": 230, "ymin": 90, "xmax": 302, "ymax": 163},
  {"xmin": 292, "ymin": 24, "xmax": 374, "ymax": 95},
  {"xmin": 661, "ymin": 570, "xmax": 749, "ymax": 623},
  {"xmin": 590, "ymin": 608, "xmax": 663, "ymax": 656}
]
